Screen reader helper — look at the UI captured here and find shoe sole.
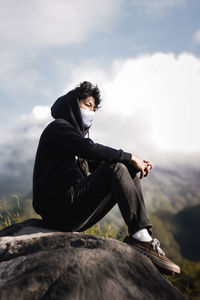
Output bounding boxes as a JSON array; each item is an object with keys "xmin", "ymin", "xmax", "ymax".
[{"xmin": 124, "ymin": 242, "xmax": 180, "ymax": 276}]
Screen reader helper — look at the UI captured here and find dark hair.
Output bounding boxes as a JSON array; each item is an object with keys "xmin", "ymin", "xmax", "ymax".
[{"xmin": 76, "ymin": 81, "xmax": 102, "ymax": 110}]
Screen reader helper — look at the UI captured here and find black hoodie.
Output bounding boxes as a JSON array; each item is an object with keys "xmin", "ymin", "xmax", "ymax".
[{"xmin": 32, "ymin": 88, "xmax": 132, "ymax": 216}]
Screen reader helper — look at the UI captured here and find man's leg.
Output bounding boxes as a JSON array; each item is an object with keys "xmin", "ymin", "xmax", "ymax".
[
  {"xmin": 75, "ymin": 194, "xmax": 116, "ymax": 232},
  {"xmin": 50, "ymin": 161, "xmax": 152, "ymax": 235}
]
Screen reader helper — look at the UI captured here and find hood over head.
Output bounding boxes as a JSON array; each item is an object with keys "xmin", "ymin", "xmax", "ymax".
[{"xmin": 51, "ymin": 88, "xmax": 89, "ymax": 137}]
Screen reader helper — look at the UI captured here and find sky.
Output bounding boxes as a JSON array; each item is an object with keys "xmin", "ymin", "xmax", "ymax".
[{"xmin": 0, "ymin": 0, "xmax": 200, "ymax": 193}]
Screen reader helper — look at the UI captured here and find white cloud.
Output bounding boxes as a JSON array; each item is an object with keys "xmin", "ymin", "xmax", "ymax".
[
  {"xmin": 0, "ymin": 0, "xmax": 119, "ymax": 47},
  {"xmin": 0, "ymin": 0, "xmax": 188, "ymax": 93},
  {"xmin": 32, "ymin": 106, "xmax": 50, "ymax": 120},
  {"xmin": 0, "ymin": 0, "xmax": 186, "ymax": 48},
  {"xmin": 193, "ymin": 30, "xmax": 200, "ymax": 44},
  {"xmin": 0, "ymin": 0, "xmax": 120, "ymax": 92},
  {"xmin": 0, "ymin": 106, "xmax": 53, "ymax": 195},
  {"xmin": 61, "ymin": 52, "xmax": 200, "ymax": 154},
  {"xmin": 0, "ymin": 106, "xmax": 52, "ymax": 172},
  {"xmin": 107, "ymin": 53, "xmax": 200, "ymax": 153}
]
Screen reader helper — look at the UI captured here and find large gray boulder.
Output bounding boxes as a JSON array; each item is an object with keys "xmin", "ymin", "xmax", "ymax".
[{"xmin": 0, "ymin": 219, "xmax": 185, "ymax": 300}]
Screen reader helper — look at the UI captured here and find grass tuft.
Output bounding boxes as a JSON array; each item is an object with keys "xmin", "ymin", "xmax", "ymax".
[{"xmin": 0, "ymin": 194, "xmax": 23, "ymax": 229}]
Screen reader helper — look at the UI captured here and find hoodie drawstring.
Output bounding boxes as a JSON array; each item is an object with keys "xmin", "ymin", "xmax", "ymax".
[{"xmin": 77, "ymin": 157, "xmax": 89, "ymax": 177}]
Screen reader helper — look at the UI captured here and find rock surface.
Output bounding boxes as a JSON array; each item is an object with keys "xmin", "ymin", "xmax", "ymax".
[{"xmin": 0, "ymin": 219, "xmax": 186, "ymax": 300}]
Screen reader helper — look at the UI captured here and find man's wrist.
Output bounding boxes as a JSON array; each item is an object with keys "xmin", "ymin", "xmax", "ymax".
[{"xmin": 131, "ymin": 154, "xmax": 137, "ymax": 162}]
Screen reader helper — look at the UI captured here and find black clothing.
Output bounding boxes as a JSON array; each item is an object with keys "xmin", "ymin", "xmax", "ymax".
[
  {"xmin": 32, "ymin": 89, "xmax": 132, "ymax": 217},
  {"xmin": 42, "ymin": 160, "xmax": 152, "ymax": 236}
]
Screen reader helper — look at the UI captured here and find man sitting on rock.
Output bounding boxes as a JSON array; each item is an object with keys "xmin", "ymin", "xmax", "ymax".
[{"xmin": 32, "ymin": 81, "xmax": 180, "ymax": 276}]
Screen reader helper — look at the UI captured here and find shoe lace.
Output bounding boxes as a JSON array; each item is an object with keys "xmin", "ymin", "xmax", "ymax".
[{"xmin": 151, "ymin": 238, "xmax": 165, "ymax": 256}]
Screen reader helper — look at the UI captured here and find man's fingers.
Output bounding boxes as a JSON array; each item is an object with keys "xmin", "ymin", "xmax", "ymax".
[
  {"xmin": 140, "ymin": 169, "xmax": 145, "ymax": 179},
  {"xmin": 147, "ymin": 164, "xmax": 152, "ymax": 170},
  {"xmin": 144, "ymin": 160, "xmax": 153, "ymax": 168},
  {"xmin": 144, "ymin": 167, "xmax": 149, "ymax": 177},
  {"xmin": 141, "ymin": 164, "xmax": 151, "ymax": 178}
]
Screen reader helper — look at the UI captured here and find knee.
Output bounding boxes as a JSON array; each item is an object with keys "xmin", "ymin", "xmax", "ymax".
[
  {"xmin": 112, "ymin": 162, "xmax": 139, "ymax": 180},
  {"xmin": 112, "ymin": 162, "xmax": 129, "ymax": 175},
  {"xmin": 114, "ymin": 162, "xmax": 127, "ymax": 169},
  {"xmin": 102, "ymin": 161, "xmax": 129, "ymax": 177}
]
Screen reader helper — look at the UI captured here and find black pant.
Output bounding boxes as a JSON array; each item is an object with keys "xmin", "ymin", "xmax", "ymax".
[{"xmin": 42, "ymin": 161, "xmax": 152, "ymax": 236}]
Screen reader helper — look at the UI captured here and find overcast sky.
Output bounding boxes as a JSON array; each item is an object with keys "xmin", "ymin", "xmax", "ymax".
[{"xmin": 0, "ymin": 0, "xmax": 200, "ymax": 185}]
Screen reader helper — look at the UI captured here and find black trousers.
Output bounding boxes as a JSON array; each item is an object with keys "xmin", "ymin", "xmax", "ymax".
[{"xmin": 42, "ymin": 161, "xmax": 152, "ymax": 236}]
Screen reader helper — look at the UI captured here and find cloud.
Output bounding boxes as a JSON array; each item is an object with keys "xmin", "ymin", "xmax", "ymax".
[
  {"xmin": 0, "ymin": 0, "xmax": 119, "ymax": 48},
  {"xmin": 0, "ymin": 0, "xmax": 186, "ymax": 48},
  {"xmin": 0, "ymin": 106, "xmax": 52, "ymax": 176},
  {"xmin": 0, "ymin": 0, "xmax": 187, "ymax": 93},
  {"xmin": 0, "ymin": 106, "xmax": 53, "ymax": 197},
  {"xmin": 193, "ymin": 30, "xmax": 200, "ymax": 44},
  {"xmin": 60, "ymin": 52, "xmax": 200, "ymax": 154},
  {"xmin": 0, "ymin": 0, "xmax": 120, "ymax": 92}
]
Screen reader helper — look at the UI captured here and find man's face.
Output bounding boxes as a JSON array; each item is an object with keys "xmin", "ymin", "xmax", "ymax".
[{"xmin": 79, "ymin": 96, "xmax": 96, "ymax": 112}]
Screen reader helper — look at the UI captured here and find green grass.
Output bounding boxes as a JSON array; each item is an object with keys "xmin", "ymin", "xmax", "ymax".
[
  {"xmin": 83, "ymin": 222, "xmax": 127, "ymax": 240},
  {"xmin": 0, "ymin": 194, "xmax": 23, "ymax": 229},
  {"xmin": 165, "ymin": 260, "xmax": 200, "ymax": 300}
]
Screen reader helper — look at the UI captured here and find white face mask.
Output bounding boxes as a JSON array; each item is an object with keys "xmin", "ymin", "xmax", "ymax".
[{"xmin": 80, "ymin": 107, "xmax": 94, "ymax": 128}]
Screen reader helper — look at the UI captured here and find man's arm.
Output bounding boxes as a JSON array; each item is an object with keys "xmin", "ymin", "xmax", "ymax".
[
  {"xmin": 48, "ymin": 119, "xmax": 132, "ymax": 164},
  {"xmin": 47, "ymin": 119, "xmax": 152, "ymax": 178}
]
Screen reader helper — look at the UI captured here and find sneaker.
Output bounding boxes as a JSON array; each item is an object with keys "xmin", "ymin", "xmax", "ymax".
[{"xmin": 122, "ymin": 236, "xmax": 180, "ymax": 275}]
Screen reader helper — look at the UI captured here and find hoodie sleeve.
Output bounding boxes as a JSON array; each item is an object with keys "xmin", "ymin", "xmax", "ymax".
[{"xmin": 49, "ymin": 119, "xmax": 132, "ymax": 164}]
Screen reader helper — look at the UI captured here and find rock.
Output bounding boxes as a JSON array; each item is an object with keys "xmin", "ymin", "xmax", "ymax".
[{"xmin": 0, "ymin": 219, "xmax": 186, "ymax": 300}]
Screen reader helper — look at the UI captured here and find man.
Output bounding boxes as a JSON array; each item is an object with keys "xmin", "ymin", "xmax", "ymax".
[{"xmin": 32, "ymin": 81, "xmax": 180, "ymax": 275}]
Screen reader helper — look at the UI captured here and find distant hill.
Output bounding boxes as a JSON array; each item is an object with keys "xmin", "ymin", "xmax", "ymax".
[
  {"xmin": 0, "ymin": 159, "xmax": 34, "ymax": 200},
  {"xmin": 174, "ymin": 205, "xmax": 200, "ymax": 261},
  {"xmin": 151, "ymin": 205, "xmax": 200, "ymax": 261},
  {"xmin": 142, "ymin": 166, "xmax": 200, "ymax": 213}
]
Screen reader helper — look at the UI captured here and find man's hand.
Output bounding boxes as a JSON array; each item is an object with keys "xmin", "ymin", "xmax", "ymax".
[{"xmin": 130, "ymin": 155, "xmax": 152, "ymax": 179}]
